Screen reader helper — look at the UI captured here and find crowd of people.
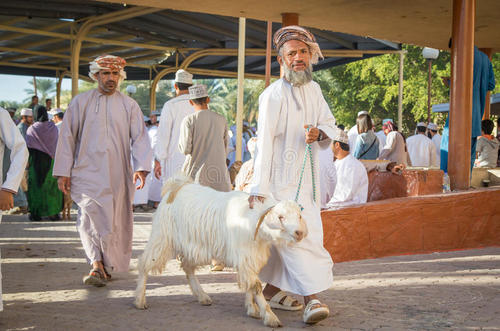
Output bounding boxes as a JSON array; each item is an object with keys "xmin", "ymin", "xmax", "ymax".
[{"xmin": 0, "ymin": 24, "xmax": 497, "ymax": 324}]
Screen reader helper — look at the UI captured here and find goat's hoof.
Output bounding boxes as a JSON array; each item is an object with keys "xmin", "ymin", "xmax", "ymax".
[
  {"xmin": 246, "ymin": 304, "xmax": 260, "ymax": 319},
  {"xmin": 134, "ymin": 299, "xmax": 148, "ymax": 310},
  {"xmin": 264, "ymin": 313, "xmax": 282, "ymax": 328},
  {"xmin": 198, "ymin": 294, "xmax": 212, "ymax": 306}
]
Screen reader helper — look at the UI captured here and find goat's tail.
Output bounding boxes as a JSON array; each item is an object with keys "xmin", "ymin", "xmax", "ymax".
[{"xmin": 161, "ymin": 172, "xmax": 193, "ymax": 203}]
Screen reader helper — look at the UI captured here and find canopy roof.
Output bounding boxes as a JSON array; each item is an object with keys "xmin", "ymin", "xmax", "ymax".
[
  {"xmin": 0, "ymin": 0, "xmax": 400, "ymax": 81},
  {"xmin": 97, "ymin": 0, "xmax": 500, "ymax": 52}
]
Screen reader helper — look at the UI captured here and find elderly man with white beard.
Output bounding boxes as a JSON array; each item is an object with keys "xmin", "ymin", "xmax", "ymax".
[
  {"xmin": 53, "ymin": 55, "xmax": 152, "ymax": 286},
  {"xmin": 248, "ymin": 25, "xmax": 337, "ymax": 324}
]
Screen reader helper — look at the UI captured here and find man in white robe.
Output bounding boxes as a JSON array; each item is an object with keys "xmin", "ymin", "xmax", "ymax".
[
  {"xmin": 147, "ymin": 116, "xmax": 162, "ymax": 205},
  {"xmin": 53, "ymin": 55, "xmax": 152, "ymax": 286},
  {"xmin": 319, "ymin": 145, "xmax": 336, "ymax": 209},
  {"xmin": 154, "ymin": 69, "xmax": 194, "ymax": 183},
  {"xmin": 427, "ymin": 122, "xmax": 441, "ymax": 165},
  {"xmin": 406, "ymin": 122, "xmax": 438, "ymax": 167},
  {"xmin": 248, "ymin": 26, "xmax": 337, "ymax": 324},
  {"xmin": 0, "ymin": 107, "xmax": 29, "ymax": 311},
  {"xmin": 326, "ymin": 130, "xmax": 368, "ymax": 209}
]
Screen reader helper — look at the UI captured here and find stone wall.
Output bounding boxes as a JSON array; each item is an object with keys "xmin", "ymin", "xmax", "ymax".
[{"xmin": 321, "ymin": 188, "xmax": 500, "ymax": 262}]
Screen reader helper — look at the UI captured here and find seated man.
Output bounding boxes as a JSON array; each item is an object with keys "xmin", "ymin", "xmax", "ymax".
[
  {"xmin": 475, "ymin": 119, "xmax": 499, "ymax": 168},
  {"xmin": 326, "ymin": 130, "xmax": 368, "ymax": 210}
]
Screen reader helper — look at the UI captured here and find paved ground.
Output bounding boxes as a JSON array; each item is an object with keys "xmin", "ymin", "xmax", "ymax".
[{"xmin": 0, "ymin": 212, "xmax": 499, "ymax": 331}]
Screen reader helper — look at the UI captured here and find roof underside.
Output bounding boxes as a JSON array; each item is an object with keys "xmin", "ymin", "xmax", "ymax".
[
  {"xmin": 96, "ymin": 0, "xmax": 500, "ymax": 53},
  {"xmin": 0, "ymin": 0, "xmax": 400, "ymax": 81}
]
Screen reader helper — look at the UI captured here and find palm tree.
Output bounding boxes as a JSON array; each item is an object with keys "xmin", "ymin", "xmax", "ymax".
[{"xmin": 23, "ymin": 78, "xmax": 57, "ymax": 104}]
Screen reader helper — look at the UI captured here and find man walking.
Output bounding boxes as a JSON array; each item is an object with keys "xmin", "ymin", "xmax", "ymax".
[
  {"xmin": 154, "ymin": 69, "xmax": 194, "ymax": 182},
  {"xmin": 53, "ymin": 55, "xmax": 152, "ymax": 286},
  {"xmin": 0, "ymin": 106, "xmax": 29, "ymax": 311},
  {"xmin": 406, "ymin": 122, "xmax": 438, "ymax": 167},
  {"xmin": 248, "ymin": 26, "xmax": 338, "ymax": 324},
  {"xmin": 178, "ymin": 84, "xmax": 231, "ymax": 192}
]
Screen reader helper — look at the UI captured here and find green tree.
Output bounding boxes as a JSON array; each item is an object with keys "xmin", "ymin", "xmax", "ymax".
[{"xmin": 23, "ymin": 78, "xmax": 57, "ymax": 104}]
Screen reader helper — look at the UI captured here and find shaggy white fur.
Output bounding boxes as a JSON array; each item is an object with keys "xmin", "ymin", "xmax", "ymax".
[{"xmin": 135, "ymin": 174, "xmax": 308, "ymax": 327}]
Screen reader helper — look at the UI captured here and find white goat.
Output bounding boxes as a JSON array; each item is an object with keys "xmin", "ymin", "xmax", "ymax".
[{"xmin": 135, "ymin": 175, "xmax": 307, "ymax": 327}]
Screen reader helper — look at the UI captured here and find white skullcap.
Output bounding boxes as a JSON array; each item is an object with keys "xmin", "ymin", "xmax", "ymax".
[
  {"xmin": 427, "ymin": 123, "xmax": 438, "ymax": 131},
  {"xmin": 357, "ymin": 110, "xmax": 369, "ymax": 117},
  {"xmin": 417, "ymin": 122, "xmax": 427, "ymax": 128},
  {"xmin": 21, "ymin": 108, "xmax": 33, "ymax": 116},
  {"xmin": 150, "ymin": 111, "xmax": 160, "ymax": 116},
  {"xmin": 175, "ymin": 69, "xmax": 193, "ymax": 84},
  {"xmin": 189, "ymin": 84, "xmax": 208, "ymax": 99},
  {"xmin": 332, "ymin": 128, "xmax": 349, "ymax": 144}
]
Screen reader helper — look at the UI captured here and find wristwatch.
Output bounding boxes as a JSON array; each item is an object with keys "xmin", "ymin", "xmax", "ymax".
[{"xmin": 317, "ymin": 131, "xmax": 323, "ymax": 141}]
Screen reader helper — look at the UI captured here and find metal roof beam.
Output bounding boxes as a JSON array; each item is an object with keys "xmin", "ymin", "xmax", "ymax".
[
  {"xmin": 105, "ymin": 23, "xmax": 186, "ymax": 47},
  {"xmin": 158, "ymin": 11, "xmax": 266, "ymax": 48},
  {"xmin": 309, "ymin": 28, "xmax": 356, "ymax": 49},
  {"xmin": 0, "ymin": 24, "xmax": 178, "ymax": 51},
  {"xmin": 137, "ymin": 15, "xmax": 223, "ymax": 47}
]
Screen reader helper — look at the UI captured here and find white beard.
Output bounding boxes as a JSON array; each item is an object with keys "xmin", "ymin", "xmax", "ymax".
[{"xmin": 283, "ymin": 62, "xmax": 313, "ymax": 87}]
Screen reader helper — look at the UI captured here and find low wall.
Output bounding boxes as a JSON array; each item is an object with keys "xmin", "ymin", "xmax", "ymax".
[{"xmin": 321, "ymin": 188, "xmax": 500, "ymax": 263}]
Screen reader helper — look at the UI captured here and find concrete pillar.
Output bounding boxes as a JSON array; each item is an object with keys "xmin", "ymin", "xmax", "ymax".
[
  {"xmin": 281, "ymin": 13, "xmax": 299, "ymax": 27},
  {"xmin": 448, "ymin": 0, "xmax": 475, "ymax": 190}
]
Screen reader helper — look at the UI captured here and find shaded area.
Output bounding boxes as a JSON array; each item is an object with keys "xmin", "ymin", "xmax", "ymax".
[{"xmin": 0, "ymin": 0, "xmax": 400, "ymax": 80}]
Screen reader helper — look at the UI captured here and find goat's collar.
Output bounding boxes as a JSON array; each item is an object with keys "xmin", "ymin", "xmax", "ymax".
[{"xmin": 254, "ymin": 206, "xmax": 274, "ymax": 241}]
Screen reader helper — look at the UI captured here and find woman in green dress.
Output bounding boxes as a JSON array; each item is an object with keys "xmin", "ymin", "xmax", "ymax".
[{"xmin": 25, "ymin": 105, "xmax": 62, "ymax": 221}]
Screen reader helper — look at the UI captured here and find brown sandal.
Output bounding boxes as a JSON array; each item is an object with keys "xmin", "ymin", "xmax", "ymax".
[{"xmin": 83, "ymin": 268, "xmax": 107, "ymax": 287}]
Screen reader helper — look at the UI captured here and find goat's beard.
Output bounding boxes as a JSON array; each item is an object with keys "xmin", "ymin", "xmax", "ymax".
[{"xmin": 283, "ymin": 61, "xmax": 313, "ymax": 87}]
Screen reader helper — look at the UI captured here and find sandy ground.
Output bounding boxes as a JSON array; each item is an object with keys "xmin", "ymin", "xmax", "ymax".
[{"xmin": 0, "ymin": 211, "xmax": 499, "ymax": 331}]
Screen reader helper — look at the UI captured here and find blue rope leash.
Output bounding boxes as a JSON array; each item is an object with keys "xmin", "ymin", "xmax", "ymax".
[{"xmin": 294, "ymin": 128, "xmax": 317, "ymax": 205}]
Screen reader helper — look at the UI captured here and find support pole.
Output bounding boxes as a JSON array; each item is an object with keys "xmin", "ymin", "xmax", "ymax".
[
  {"xmin": 398, "ymin": 51, "xmax": 404, "ymax": 130},
  {"xmin": 427, "ymin": 59, "xmax": 432, "ymax": 123},
  {"xmin": 265, "ymin": 21, "xmax": 272, "ymax": 87},
  {"xmin": 33, "ymin": 76, "xmax": 37, "ymax": 97},
  {"xmin": 281, "ymin": 13, "xmax": 299, "ymax": 27},
  {"xmin": 56, "ymin": 70, "xmax": 66, "ymax": 108},
  {"xmin": 235, "ymin": 17, "xmax": 246, "ymax": 163},
  {"xmin": 479, "ymin": 48, "xmax": 493, "ymax": 120},
  {"xmin": 448, "ymin": 0, "xmax": 475, "ymax": 190}
]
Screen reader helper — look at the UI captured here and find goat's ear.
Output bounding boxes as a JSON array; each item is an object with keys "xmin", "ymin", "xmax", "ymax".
[{"xmin": 264, "ymin": 211, "xmax": 283, "ymax": 230}]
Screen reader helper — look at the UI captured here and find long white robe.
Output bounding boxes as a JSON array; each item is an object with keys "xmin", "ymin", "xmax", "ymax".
[
  {"xmin": 432, "ymin": 133, "xmax": 442, "ymax": 165},
  {"xmin": 379, "ymin": 131, "xmax": 409, "ymax": 165},
  {"xmin": 155, "ymin": 94, "xmax": 194, "ymax": 183},
  {"xmin": 53, "ymin": 89, "xmax": 152, "ymax": 272},
  {"xmin": 376, "ymin": 130, "xmax": 387, "ymax": 153},
  {"xmin": 319, "ymin": 146, "xmax": 336, "ymax": 209},
  {"xmin": 0, "ymin": 107, "xmax": 29, "ymax": 312},
  {"xmin": 147, "ymin": 126, "xmax": 162, "ymax": 202},
  {"xmin": 249, "ymin": 78, "xmax": 335, "ymax": 296},
  {"xmin": 347, "ymin": 125, "xmax": 358, "ymax": 152},
  {"xmin": 406, "ymin": 133, "xmax": 438, "ymax": 167},
  {"xmin": 326, "ymin": 154, "xmax": 368, "ymax": 210}
]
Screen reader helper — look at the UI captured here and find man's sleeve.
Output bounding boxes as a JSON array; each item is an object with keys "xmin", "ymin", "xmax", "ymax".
[
  {"xmin": 0, "ymin": 110, "xmax": 28, "ymax": 193},
  {"xmin": 488, "ymin": 60, "xmax": 496, "ymax": 91},
  {"xmin": 53, "ymin": 99, "xmax": 78, "ymax": 177},
  {"xmin": 130, "ymin": 102, "xmax": 152, "ymax": 172},
  {"xmin": 154, "ymin": 102, "xmax": 172, "ymax": 162},
  {"xmin": 248, "ymin": 91, "xmax": 280, "ymax": 197},
  {"xmin": 430, "ymin": 142, "xmax": 438, "ymax": 167},
  {"xmin": 316, "ymin": 88, "xmax": 337, "ymax": 150},
  {"xmin": 178, "ymin": 116, "xmax": 193, "ymax": 155},
  {"xmin": 379, "ymin": 132, "xmax": 395, "ymax": 160}
]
